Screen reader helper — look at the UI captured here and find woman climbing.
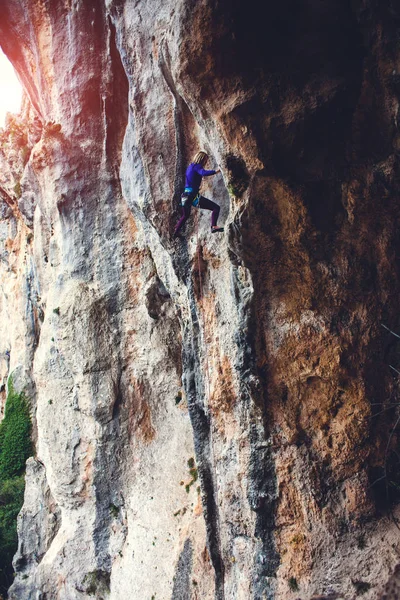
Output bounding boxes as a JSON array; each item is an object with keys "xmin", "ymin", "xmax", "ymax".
[{"xmin": 173, "ymin": 151, "xmax": 223, "ymax": 239}]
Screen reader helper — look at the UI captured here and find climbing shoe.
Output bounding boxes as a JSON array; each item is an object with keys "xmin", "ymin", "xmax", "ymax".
[{"xmin": 211, "ymin": 227, "xmax": 224, "ymax": 233}]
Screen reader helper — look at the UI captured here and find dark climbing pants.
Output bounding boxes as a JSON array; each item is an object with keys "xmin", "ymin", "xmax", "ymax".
[{"xmin": 174, "ymin": 196, "xmax": 220, "ymax": 235}]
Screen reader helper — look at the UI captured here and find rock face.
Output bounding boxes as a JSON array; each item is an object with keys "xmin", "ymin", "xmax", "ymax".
[{"xmin": 1, "ymin": 0, "xmax": 400, "ymax": 598}]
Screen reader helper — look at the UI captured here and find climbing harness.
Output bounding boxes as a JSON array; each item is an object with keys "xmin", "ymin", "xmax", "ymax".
[{"xmin": 181, "ymin": 187, "xmax": 200, "ymax": 208}]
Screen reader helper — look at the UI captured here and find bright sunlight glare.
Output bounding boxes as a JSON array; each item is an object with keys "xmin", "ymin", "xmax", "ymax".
[{"xmin": 0, "ymin": 49, "xmax": 22, "ymax": 128}]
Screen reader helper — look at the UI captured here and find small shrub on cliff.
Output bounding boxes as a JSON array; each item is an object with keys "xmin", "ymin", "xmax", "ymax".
[
  {"xmin": 0, "ymin": 475, "xmax": 25, "ymax": 580},
  {"xmin": 357, "ymin": 534, "xmax": 366, "ymax": 550},
  {"xmin": 0, "ymin": 381, "xmax": 32, "ymax": 480},
  {"xmin": 83, "ymin": 570, "xmax": 110, "ymax": 596},
  {"xmin": 0, "ymin": 378, "xmax": 32, "ymax": 595},
  {"xmin": 288, "ymin": 576, "xmax": 299, "ymax": 591},
  {"xmin": 13, "ymin": 181, "xmax": 21, "ymax": 199},
  {"xmin": 109, "ymin": 503, "xmax": 119, "ymax": 518},
  {"xmin": 224, "ymin": 154, "xmax": 250, "ymax": 198},
  {"xmin": 352, "ymin": 580, "xmax": 371, "ymax": 595}
]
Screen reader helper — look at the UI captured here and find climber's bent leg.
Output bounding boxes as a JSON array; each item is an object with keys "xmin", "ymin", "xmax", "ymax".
[
  {"xmin": 174, "ymin": 201, "xmax": 192, "ymax": 236},
  {"xmin": 199, "ymin": 196, "xmax": 220, "ymax": 228}
]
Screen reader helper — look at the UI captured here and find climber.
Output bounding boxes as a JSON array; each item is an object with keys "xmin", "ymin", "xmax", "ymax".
[{"xmin": 173, "ymin": 151, "xmax": 223, "ymax": 239}]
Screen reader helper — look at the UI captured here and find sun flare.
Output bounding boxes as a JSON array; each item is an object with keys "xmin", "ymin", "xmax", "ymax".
[{"xmin": 0, "ymin": 49, "xmax": 23, "ymax": 128}]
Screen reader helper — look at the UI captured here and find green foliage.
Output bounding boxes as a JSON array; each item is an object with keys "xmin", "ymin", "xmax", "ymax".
[
  {"xmin": 83, "ymin": 570, "xmax": 110, "ymax": 596},
  {"xmin": 0, "ymin": 476, "xmax": 25, "ymax": 591},
  {"xmin": 53, "ymin": 307, "xmax": 60, "ymax": 316},
  {"xmin": 288, "ymin": 577, "xmax": 299, "ymax": 591},
  {"xmin": 84, "ymin": 571, "xmax": 98, "ymax": 595},
  {"xmin": 225, "ymin": 154, "xmax": 250, "ymax": 198},
  {"xmin": 357, "ymin": 534, "xmax": 366, "ymax": 550},
  {"xmin": 109, "ymin": 503, "xmax": 119, "ymax": 518},
  {"xmin": 184, "ymin": 457, "xmax": 198, "ymax": 494},
  {"xmin": 0, "ymin": 382, "xmax": 32, "ymax": 480},
  {"xmin": 352, "ymin": 580, "xmax": 371, "ymax": 595},
  {"xmin": 227, "ymin": 183, "xmax": 240, "ymax": 198},
  {"xmin": 13, "ymin": 181, "xmax": 21, "ymax": 199},
  {"xmin": 0, "ymin": 379, "xmax": 32, "ymax": 595}
]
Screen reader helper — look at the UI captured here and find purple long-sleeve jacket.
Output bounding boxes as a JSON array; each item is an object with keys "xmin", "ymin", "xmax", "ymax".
[{"xmin": 185, "ymin": 163, "xmax": 216, "ymax": 193}]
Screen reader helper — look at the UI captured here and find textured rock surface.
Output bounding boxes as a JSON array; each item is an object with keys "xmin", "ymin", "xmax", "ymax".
[{"xmin": 0, "ymin": 0, "xmax": 400, "ymax": 599}]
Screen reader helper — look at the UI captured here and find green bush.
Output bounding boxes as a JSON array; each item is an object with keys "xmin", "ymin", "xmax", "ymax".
[
  {"xmin": 0, "ymin": 379, "xmax": 32, "ymax": 596},
  {"xmin": 0, "ymin": 476, "xmax": 25, "ymax": 577},
  {"xmin": 13, "ymin": 181, "xmax": 21, "ymax": 199},
  {"xmin": 288, "ymin": 576, "xmax": 299, "ymax": 591},
  {"xmin": 0, "ymin": 382, "xmax": 32, "ymax": 480}
]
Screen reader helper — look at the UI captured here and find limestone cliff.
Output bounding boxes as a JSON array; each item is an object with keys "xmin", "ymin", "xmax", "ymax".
[{"xmin": 1, "ymin": 1, "xmax": 400, "ymax": 599}]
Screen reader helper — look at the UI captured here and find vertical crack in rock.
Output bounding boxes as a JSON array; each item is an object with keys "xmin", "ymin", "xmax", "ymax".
[
  {"xmin": 92, "ymin": 417, "xmax": 122, "ymax": 580},
  {"xmin": 168, "ymin": 192, "xmax": 226, "ymax": 597},
  {"xmin": 248, "ymin": 437, "xmax": 280, "ymax": 599},
  {"xmin": 171, "ymin": 537, "xmax": 193, "ymax": 600},
  {"xmin": 229, "ymin": 242, "xmax": 280, "ymax": 598},
  {"xmin": 159, "ymin": 40, "xmax": 226, "ymax": 599},
  {"xmin": 182, "ymin": 310, "xmax": 225, "ymax": 600}
]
